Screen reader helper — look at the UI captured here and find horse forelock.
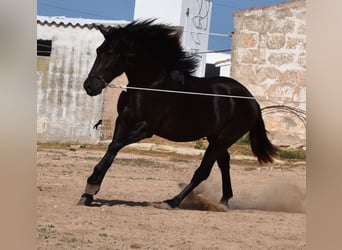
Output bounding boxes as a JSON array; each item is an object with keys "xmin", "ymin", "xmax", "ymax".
[{"xmin": 106, "ymin": 19, "xmax": 198, "ymax": 75}]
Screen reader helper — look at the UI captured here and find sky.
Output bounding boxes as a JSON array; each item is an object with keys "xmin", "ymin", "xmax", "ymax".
[{"xmin": 37, "ymin": 0, "xmax": 284, "ymax": 51}]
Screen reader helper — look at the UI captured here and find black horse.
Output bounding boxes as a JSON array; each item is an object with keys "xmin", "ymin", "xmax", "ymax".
[{"xmin": 79, "ymin": 20, "xmax": 278, "ymax": 208}]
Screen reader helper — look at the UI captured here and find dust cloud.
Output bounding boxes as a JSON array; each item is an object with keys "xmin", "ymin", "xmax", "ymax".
[
  {"xmin": 179, "ymin": 183, "xmax": 228, "ymax": 212},
  {"xmin": 230, "ymin": 178, "xmax": 306, "ymax": 213},
  {"xmin": 178, "ymin": 178, "xmax": 306, "ymax": 213}
]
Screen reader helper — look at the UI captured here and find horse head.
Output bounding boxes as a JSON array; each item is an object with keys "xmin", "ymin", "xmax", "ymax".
[
  {"xmin": 84, "ymin": 20, "xmax": 198, "ymax": 96},
  {"xmin": 84, "ymin": 25, "xmax": 134, "ymax": 96}
]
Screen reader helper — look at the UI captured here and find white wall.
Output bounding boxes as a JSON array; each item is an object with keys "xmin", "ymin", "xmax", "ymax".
[
  {"xmin": 134, "ymin": 0, "xmax": 184, "ymax": 25},
  {"xmin": 37, "ymin": 24, "xmax": 106, "ymax": 143}
]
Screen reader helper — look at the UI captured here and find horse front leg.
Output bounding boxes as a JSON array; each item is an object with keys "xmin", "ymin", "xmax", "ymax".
[
  {"xmin": 77, "ymin": 149, "xmax": 117, "ymax": 206},
  {"xmin": 78, "ymin": 120, "xmax": 152, "ymax": 206}
]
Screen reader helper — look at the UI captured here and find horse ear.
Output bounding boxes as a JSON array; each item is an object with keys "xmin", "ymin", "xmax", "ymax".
[{"xmin": 98, "ymin": 25, "xmax": 108, "ymax": 38}]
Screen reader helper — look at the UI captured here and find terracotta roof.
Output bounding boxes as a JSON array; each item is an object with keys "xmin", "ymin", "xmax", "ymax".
[{"xmin": 37, "ymin": 15, "xmax": 129, "ymax": 29}]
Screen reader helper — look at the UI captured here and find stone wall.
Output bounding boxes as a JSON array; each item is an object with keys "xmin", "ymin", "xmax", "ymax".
[
  {"xmin": 101, "ymin": 74, "xmax": 128, "ymax": 140},
  {"xmin": 231, "ymin": 0, "xmax": 306, "ymax": 147}
]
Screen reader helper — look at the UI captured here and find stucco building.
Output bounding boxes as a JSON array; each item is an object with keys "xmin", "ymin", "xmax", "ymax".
[{"xmin": 37, "ymin": 16, "xmax": 129, "ymax": 143}]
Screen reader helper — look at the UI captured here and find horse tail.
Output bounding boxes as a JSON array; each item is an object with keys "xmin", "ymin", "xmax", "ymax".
[{"xmin": 249, "ymin": 105, "xmax": 278, "ymax": 164}]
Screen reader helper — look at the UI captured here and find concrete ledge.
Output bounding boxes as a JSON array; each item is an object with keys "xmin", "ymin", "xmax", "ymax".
[
  {"xmin": 98, "ymin": 141, "xmax": 286, "ymax": 164},
  {"xmin": 127, "ymin": 143, "xmax": 205, "ymax": 156},
  {"xmin": 99, "ymin": 141, "xmax": 205, "ymax": 156}
]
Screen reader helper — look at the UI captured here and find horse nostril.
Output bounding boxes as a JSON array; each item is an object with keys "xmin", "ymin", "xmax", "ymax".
[{"xmin": 84, "ymin": 81, "xmax": 92, "ymax": 94}]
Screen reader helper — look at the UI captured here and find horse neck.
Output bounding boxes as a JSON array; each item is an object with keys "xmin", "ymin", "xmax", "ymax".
[{"xmin": 124, "ymin": 59, "xmax": 168, "ymax": 87}]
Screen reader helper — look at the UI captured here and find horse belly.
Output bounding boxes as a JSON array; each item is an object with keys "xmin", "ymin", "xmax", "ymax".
[{"xmin": 154, "ymin": 109, "xmax": 216, "ymax": 142}]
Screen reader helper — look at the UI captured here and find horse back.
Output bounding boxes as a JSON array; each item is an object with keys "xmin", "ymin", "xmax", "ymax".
[
  {"xmin": 115, "ymin": 76, "xmax": 259, "ymax": 142},
  {"xmin": 156, "ymin": 76, "xmax": 258, "ymax": 141}
]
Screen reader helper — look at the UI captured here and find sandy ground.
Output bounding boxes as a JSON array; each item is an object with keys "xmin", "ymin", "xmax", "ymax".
[{"xmin": 37, "ymin": 145, "xmax": 306, "ymax": 249}]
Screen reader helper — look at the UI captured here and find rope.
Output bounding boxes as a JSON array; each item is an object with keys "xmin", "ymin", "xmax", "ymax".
[
  {"xmin": 108, "ymin": 83, "xmax": 306, "ymax": 104},
  {"xmin": 183, "ymin": 30, "xmax": 231, "ymax": 38},
  {"xmin": 261, "ymin": 105, "xmax": 306, "ymax": 126}
]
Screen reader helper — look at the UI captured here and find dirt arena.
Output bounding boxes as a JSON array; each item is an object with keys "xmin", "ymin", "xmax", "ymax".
[{"xmin": 37, "ymin": 144, "xmax": 306, "ymax": 249}]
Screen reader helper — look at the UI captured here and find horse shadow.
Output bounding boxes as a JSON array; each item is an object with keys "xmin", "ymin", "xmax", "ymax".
[
  {"xmin": 86, "ymin": 194, "xmax": 229, "ymax": 212},
  {"xmin": 88, "ymin": 198, "xmax": 151, "ymax": 208}
]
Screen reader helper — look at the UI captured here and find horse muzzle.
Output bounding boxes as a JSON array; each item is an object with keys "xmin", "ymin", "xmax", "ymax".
[{"xmin": 83, "ymin": 76, "xmax": 107, "ymax": 96}]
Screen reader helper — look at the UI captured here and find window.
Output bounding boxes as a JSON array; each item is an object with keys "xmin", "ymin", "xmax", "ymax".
[{"xmin": 37, "ymin": 40, "xmax": 52, "ymax": 57}]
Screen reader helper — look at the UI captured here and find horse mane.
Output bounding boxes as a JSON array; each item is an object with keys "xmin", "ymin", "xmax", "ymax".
[{"xmin": 112, "ymin": 19, "xmax": 198, "ymax": 76}]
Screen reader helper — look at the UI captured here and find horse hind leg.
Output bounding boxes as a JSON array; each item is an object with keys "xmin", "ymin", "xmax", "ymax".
[
  {"xmin": 217, "ymin": 151, "xmax": 233, "ymax": 207},
  {"xmin": 162, "ymin": 142, "xmax": 227, "ymax": 209}
]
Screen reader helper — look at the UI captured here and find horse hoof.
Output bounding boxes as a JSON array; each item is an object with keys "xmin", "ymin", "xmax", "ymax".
[
  {"xmin": 219, "ymin": 200, "xmax": 230, "ymax": 210},
  {"xmin": 149, "ymin": 201, "xmax": 174, "ymax": 210},
  {"xmin": 77, "ymin": 193, "xmax": 94, "ymax": 206}
]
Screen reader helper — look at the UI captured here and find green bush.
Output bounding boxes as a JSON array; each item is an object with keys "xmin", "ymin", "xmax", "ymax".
[
  {"xmin": 194, "ymin": 139, "xmax": 207, "ymax": 150},
  {"xmin": 235, "ymin": 134, "xmax": 249, "ymax": 145},
  {"xmin": 278, "ymin": 150, "xmax": 306, "ymax": 160}
]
